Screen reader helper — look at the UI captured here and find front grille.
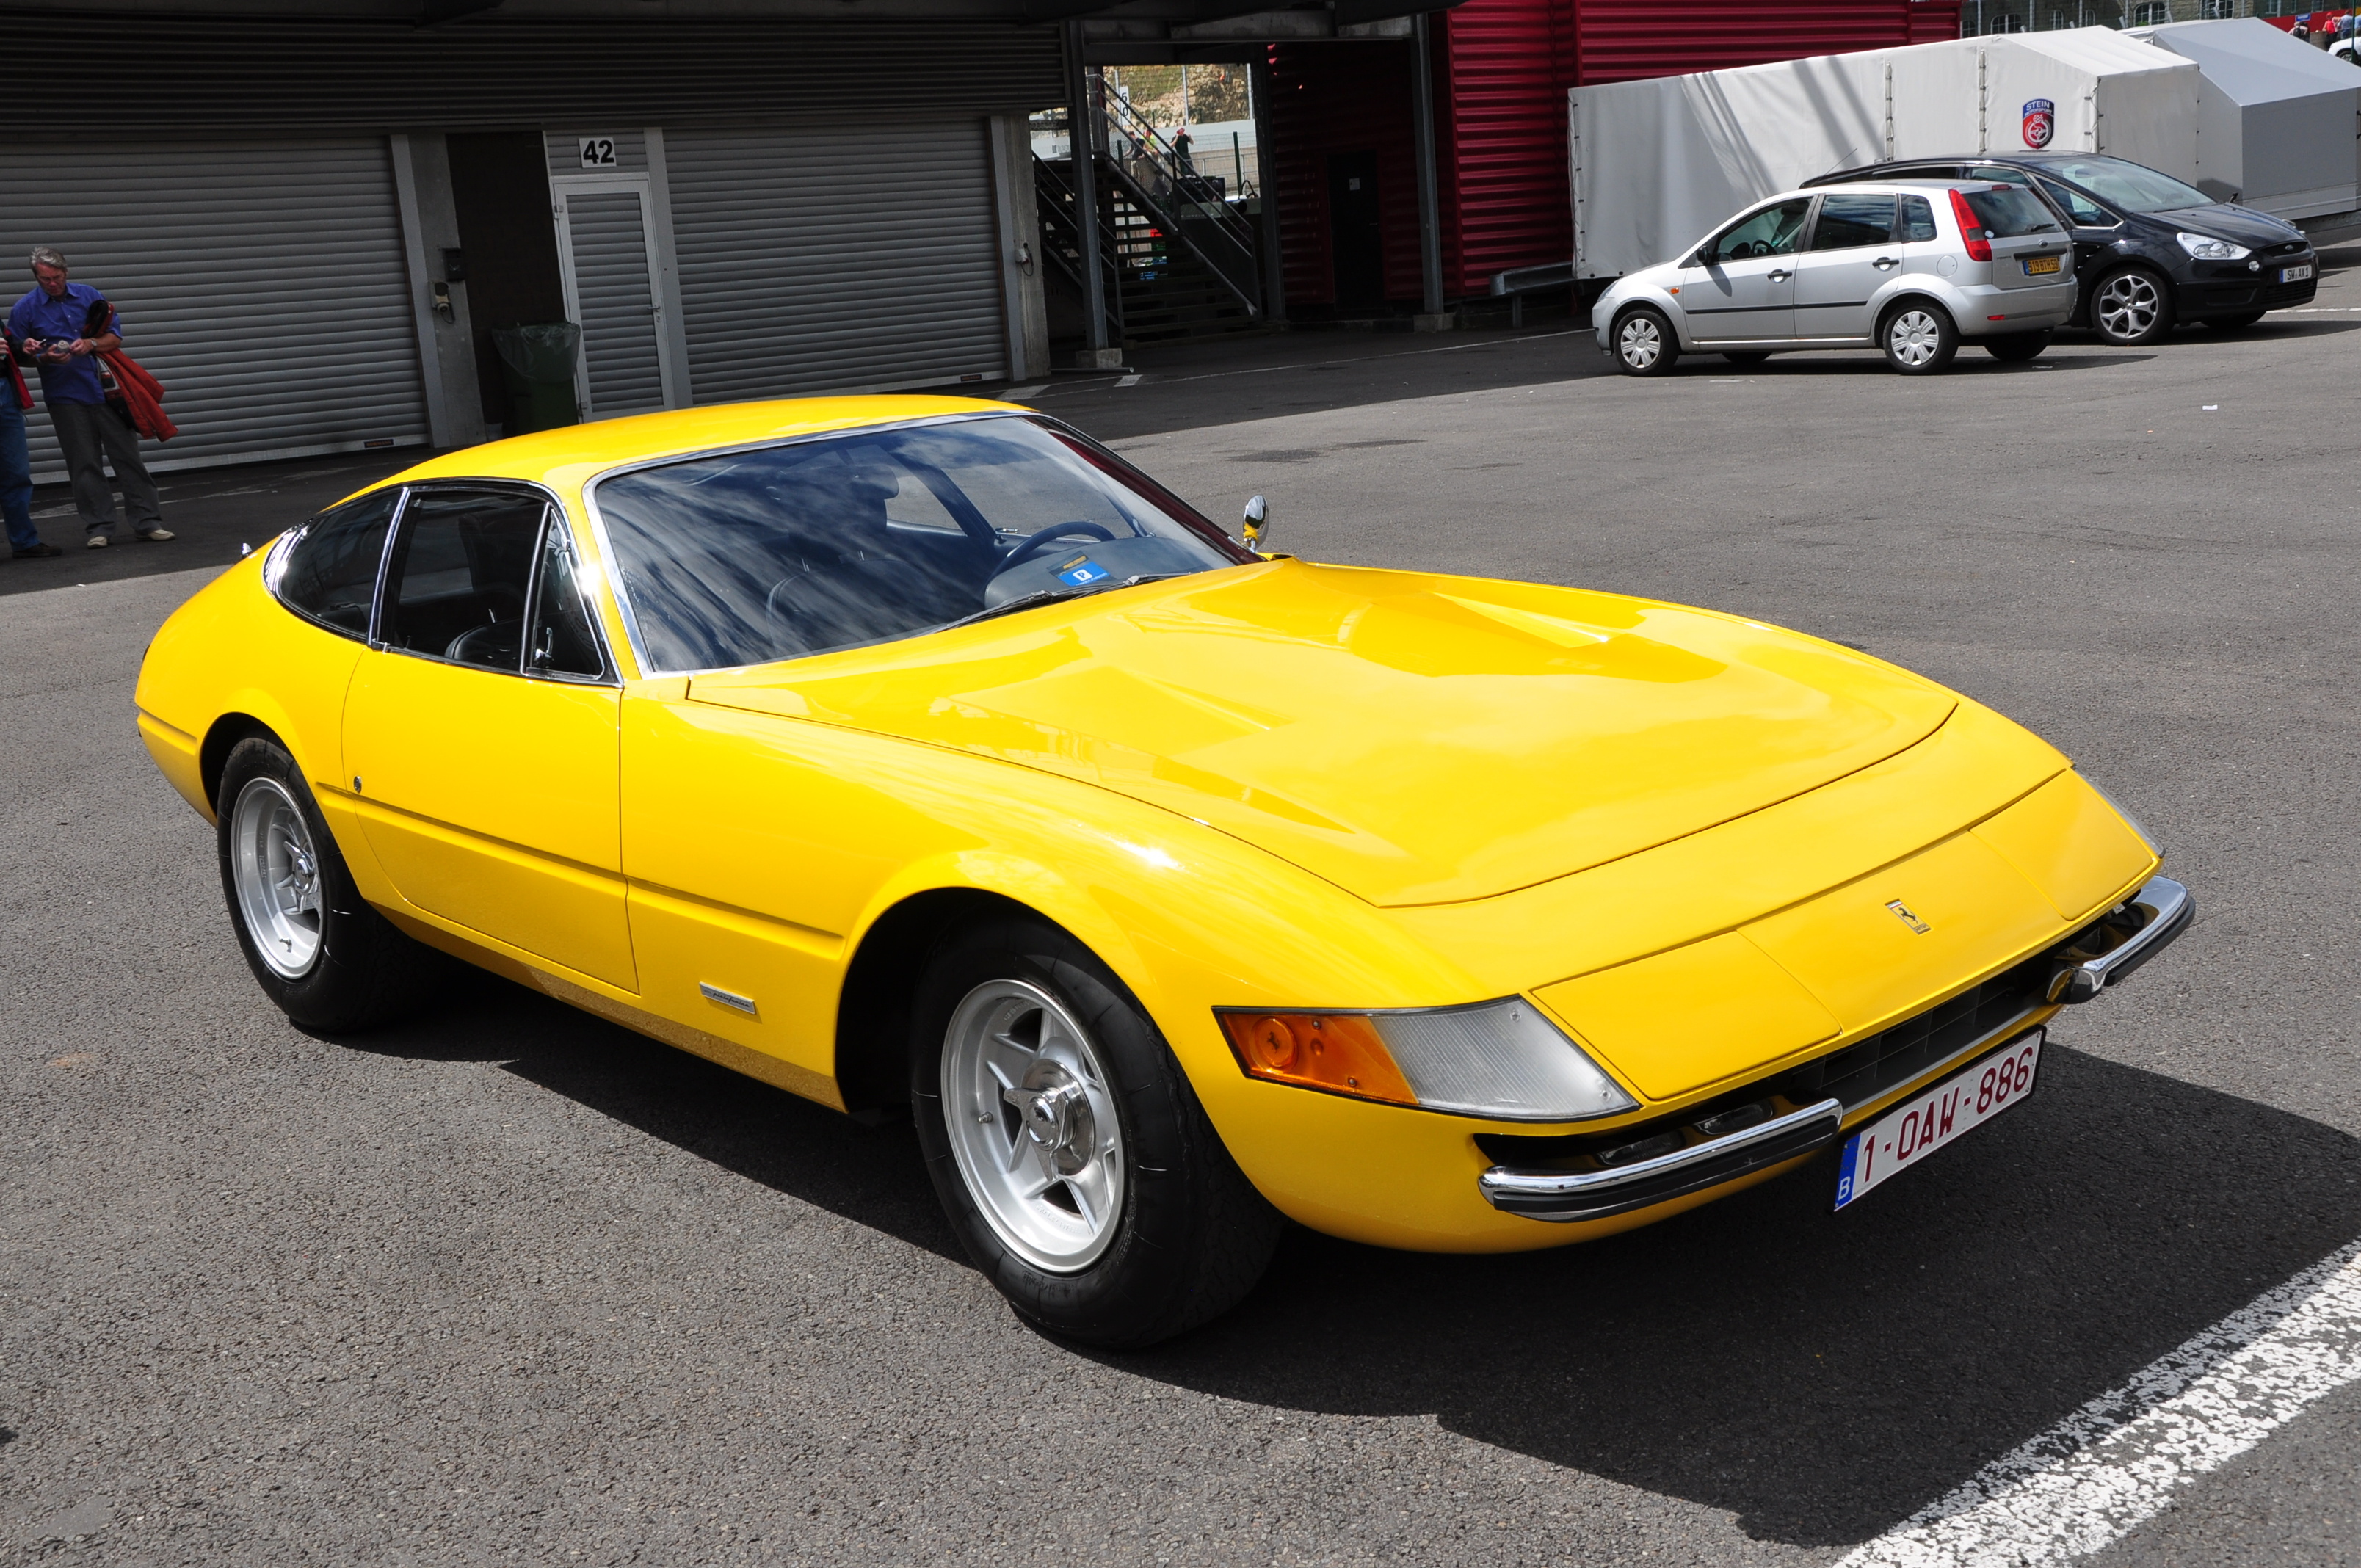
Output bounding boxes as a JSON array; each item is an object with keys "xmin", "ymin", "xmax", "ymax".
[
  {"xmin": 2263, "ymin": 239, "xmax": 2310, "ymax": 258},
  {"xmin": 1479, "ymin": 945, "xmax": 2056, "ymax": 1173},
  {"xmin": 2260, "ymin": 277, "xmax": 2317, "ymax": 306}
]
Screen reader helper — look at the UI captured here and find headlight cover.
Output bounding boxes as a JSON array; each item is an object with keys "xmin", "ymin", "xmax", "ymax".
[
  {"xmin": 1219, "ymin": 999, "xmax": 1639, "ymax": 1122},
  {"xmin": 2177, "ymin": 231, "xmax": 2251, "ymax": 261},
  {"xmin": 2083, "ymin": 773, "xmax": 2163, "ymax": 857}
]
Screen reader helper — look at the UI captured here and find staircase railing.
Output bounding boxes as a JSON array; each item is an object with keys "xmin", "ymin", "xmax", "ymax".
[
  {"xmin": 1032, "ymin": 151, "xmax": 1123, "ymax": 347},
  {"xmin": 1092, "ymin": 85, "xmax": 1263, "ymax": 317}
]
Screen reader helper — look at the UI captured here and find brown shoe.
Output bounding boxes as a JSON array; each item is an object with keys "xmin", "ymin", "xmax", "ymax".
[{"xmin": 10, "ymin": 542, "xmax": 62, "ymax": 559}]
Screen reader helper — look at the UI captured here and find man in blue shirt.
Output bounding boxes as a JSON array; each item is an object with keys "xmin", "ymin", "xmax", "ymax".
[
  {"xmin": 2, "ymin": 338, "xmax": 55, "ymax": 559},
  {"xmin": 8, "ymin": 247, "xmax": 172, "ymax": 549}
]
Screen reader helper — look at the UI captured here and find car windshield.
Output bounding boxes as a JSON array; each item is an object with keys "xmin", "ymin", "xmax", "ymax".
[
  {"xmin": 592, "ymin": 415, "xmax": 1250, "ymax": 675},
  {"xmin": 1959, "ymin": 186, "xmax": 2059, "ymax": 237},
  {"xmin": 2038, "ymin": 156, "xmax": 2212, "ymax": 215}
]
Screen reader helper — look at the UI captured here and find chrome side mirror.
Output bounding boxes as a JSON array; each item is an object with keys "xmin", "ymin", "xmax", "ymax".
[{"xmin": 1242, "ymin": 493, "xmax": 1269, "ymax": 552}]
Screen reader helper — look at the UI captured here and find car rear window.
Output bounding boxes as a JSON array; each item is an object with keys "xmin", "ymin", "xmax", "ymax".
[
  {"xmin": 1899, "ymin": 195, "xmax": 1938, "ymax": 242},
  {"xmin": 1959, "ymin": 186, "xmax": 2059, "ymax": 239}
]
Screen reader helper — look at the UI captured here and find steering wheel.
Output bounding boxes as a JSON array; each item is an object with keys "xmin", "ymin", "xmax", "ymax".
[
  {"xmin": 1000, "ymin": 521, "xmax": 1116, "ymax": 570},
  {"xmin": 761, "ymin": 570, "xmax": 823, "ymax": 658},
  {"xmin": 444, "ymin": 621, "xmax": 521, "ymax": 669}
]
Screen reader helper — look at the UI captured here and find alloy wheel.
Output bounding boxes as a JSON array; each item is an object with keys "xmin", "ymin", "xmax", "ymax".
[
  {"xmin": 940, "ymin": 978, "xmax": 1127, "ymax": 1273},
  {"xmin": 229, "ymin": 777, "xmax": 324, "ymax": 979},
  {"xmin": 1887, "ymin": 310, "xmax": 1943, "ymax": 367},
  {"xmin": 1618, "ymin": 315, "xmax": 1664, "ymax": 371},
  {"xmin": 2096, "ymin": 273, "xmax": 2162, "ymax": 342}
]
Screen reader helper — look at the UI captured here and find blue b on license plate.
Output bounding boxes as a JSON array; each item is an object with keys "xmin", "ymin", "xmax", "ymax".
[{"xmin": 1832, "ymin": 1030, "xmax": 2043, "ymax": 1210}]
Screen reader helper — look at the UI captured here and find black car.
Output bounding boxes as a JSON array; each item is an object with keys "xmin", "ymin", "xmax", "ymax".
[{"xmin": 1805, "ymin": 153, "xmax": 2317, "ymax": 346}]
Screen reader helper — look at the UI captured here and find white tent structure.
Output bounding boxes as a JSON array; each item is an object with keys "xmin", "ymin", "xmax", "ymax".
[
  {"xmin": 1572, "ymin": 28, "xmax": 2202, "ymax": 278},
  {"xmin": 2130, "ymin": 17, "xmax": 2360, "ymax": 219}
]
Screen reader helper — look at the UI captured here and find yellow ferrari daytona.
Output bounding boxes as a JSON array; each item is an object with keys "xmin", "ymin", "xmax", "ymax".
[{"xmin": 135, "ymin": 397, "xmax": 2191, "ymax": 1346}]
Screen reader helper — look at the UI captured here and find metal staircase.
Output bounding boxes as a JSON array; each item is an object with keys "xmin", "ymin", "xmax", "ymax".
[{"xmin": 1033, "ymin": 87, "xmax": 1266, "ymax": 348}]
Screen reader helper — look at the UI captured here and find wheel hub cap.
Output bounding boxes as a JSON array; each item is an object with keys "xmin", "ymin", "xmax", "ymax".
[
  {"xmin": 229, "ymin": 777, "xmax": 324, "ymax": 981},
  {"xmin": 941, "ymin": 978, "xmax": 1126, "ymax": 1274}
]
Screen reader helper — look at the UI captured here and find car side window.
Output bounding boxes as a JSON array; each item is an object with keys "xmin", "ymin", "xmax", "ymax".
[
  {"xmin": 1969, "ymin": 164, "xmax": 2037, "ymax": 189},
  {"xmin": 1810, "ymin": 194, "xmax": 1898, "ymax": 250},
  {"xmin": 2037, "ymin": 177, "xmax": 2117, "ymax": 227},
  {"xmin": 526, "ymin": 523, "xmax": 609, "ymax": 682},
  {"xmin": 1898, "ymin": 195, "xmax": 1939, "ymax": 242},
  {"xmin": 272, "ymin": 487, "xmax": 402, "ymax": 638},
  {"xmin": 380, "ymin": 487, "xmax": 548, "ymax": 672},
  {"xmin": 1706, "ymin": 198, "xmax": 1811, "ymax": 264}
]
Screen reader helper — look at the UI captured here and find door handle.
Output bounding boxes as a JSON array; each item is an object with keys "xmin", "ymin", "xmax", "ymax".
[
  {"xmin": 1769, "ymin": 268, "xmax": 1791, "ymax": 282},
  {"xmin": 1874, "ymin": 256, "xmax": 1901, "ymax": 269}
]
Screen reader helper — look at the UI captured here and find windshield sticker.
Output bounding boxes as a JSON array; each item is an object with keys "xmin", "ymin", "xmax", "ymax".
[
  {"xmin": 2022, "ymin": 99, "xmax": 2054, "ymax": 150},
  {"xmin": 1055, "ymin": 555, "xmax": 1112, "ymax": 587}
]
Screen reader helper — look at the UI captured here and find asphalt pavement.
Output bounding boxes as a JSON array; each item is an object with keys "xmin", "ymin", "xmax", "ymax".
[{"xmin": 6, "ymin": 259, "xmax": 2361, "ymax": 1565}]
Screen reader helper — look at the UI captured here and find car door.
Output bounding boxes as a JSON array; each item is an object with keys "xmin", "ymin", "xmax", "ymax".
[
  {"xmin": 1683, "ymin": 198, "xmax": 1810, "ymax": 342},
  {"xmin": 2029, "ymin": 174, "xmax": 2125, "ymax": 285},
  {"xmin": 341, "ymin": 484, "xmax": 635, "ymax": 990},
  {"xmin": 1791, "ymin": 192, "xmax": 1900, "ymax": 341}
]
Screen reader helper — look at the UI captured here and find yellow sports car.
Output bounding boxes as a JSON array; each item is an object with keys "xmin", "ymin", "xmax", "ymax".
[{"xmin": 136, "ymin": 397, "xmax": 2190, "ymax": 1346}]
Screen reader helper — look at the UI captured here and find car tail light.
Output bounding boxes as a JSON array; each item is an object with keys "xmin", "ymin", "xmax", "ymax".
[
  {"xmin": 1948, "ymin": 190, "xmax": 1993, "ymax": 262},
  {"xmin": 1222, "ymin": 1012, "xmax": 1418, "ymax": 1106}
]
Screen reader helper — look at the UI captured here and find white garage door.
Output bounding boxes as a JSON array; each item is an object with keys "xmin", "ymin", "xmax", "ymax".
[
  {"xmin": 664, "ymin": 122, "xmax": 1007, "ymax": 403},
  {"xmin": 0, "ymin": 137, "xmax": 428, "ymax": 481}
]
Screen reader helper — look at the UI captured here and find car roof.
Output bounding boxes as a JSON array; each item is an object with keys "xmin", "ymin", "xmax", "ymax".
[
  {"xmin": 1805, "ymin": 153, "xmax": 2102, "ymax": 186},
  {"xmin": 364, "ymin": 394, "xmax": 1029, "ymax": 498}
]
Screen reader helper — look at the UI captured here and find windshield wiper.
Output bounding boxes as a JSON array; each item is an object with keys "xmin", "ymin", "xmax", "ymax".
[{"xmin": 936, "ymin": 573, "xmax": 1200, "ymax": 633}]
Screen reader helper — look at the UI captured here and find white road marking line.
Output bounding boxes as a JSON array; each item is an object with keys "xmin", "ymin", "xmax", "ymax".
[
  {"xmin": 998, "ymin": 384, "xmax": 1048, "ymax": 399},
  {"xmin": 1838, "ymin": 1238, "xmax": 2361, "ymax": 1568},
  {"xmin": 1115, "ymin": 374, "xmax": 1143, "ymax": 388}
]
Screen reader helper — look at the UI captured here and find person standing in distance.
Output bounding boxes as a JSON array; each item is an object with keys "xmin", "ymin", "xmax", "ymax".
[{"xmin": 9, "ymin": 247, "xmax": 173, "ymax": 549}]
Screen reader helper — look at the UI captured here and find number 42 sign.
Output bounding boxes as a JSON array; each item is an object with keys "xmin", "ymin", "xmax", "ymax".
[{"xmin": 579, "ymin": 136, "xmax": 619, "ymax": 168}]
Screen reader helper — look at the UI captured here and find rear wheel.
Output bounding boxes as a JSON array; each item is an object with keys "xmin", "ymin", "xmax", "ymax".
[
  {"xmin": 2092, "ymin": 268, "xmax": 2174, "ymax": 346},
  {"xmin": 2202, "ymin": 311, "xmax": 2264, "ymax": 331},
  {"xmin": 1881, "ymin": 302, "xmax": 1959, "ymax": 374},
  {"xmin": 1612, "ymin": 308, "xmax": 1680, "ymax": 377},
  {"xmin": 217, "ymin": 736, "xmax": 446, "ymax": 1031},
  {"xmin": 910, "ymin": 915, "xmax": 1283, "ymax": 1347},
  {"xmin": 1983, "ymin": 330, "xmax": 2053, "ymax": 363}
]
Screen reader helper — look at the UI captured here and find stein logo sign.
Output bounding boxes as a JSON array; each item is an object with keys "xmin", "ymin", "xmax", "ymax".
[{"xmin": 2021, "ymin": 98, "xmax": 2056, "ymax": 149}]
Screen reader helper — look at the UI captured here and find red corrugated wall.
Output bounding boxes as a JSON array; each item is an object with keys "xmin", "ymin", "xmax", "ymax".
[{"xmin": 1269, "ymin": 0, "xmax": 1961, "ymax": 308}]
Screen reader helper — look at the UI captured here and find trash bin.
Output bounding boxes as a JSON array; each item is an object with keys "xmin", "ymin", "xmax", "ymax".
[{"xmin": 493, "ymin": 322, "xmax": 581, "ymax": 435}]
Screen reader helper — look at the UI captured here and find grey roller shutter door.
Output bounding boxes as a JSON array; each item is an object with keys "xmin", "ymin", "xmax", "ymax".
[
  {"xmin": 666, "ymin": 123, "xmax": 1007, "ymax": 404},
  {"xmin": 0, "ymin": 137, "xmax": 428, "ymax": 482},
  {"xmin": 562, "ymin": 189, "xmax": 667, "ymax": 418}
]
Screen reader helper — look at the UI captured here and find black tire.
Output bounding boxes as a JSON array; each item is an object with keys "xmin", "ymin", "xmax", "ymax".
[
  {"xmin": 1721, "ymin": 350, "xmax": 1772, "ymax": 366},
  {"xmin": 215, "ymin": 736, "xmax": 446, "ymax": 1032},
  {"xmin": 1880, "ymin": 300, "xmax": 1959, "ymax": 374},
  {"xmin": 910, "ymin": 915, "xmax": 1283, "ymax": 1348},
  {"xmin": 1611, "ymin": 307, "xmax": 1681, "ymax": 377},
  {"xmin": 1983, "ymin": 330, "xmax": 2053, "ymax": 363},
  {"xmin": 2202, "ymin": 311, "xmax": 2265, "ymax": 331},
  {"xmin": 2090, "ymin": 267, "xmax": 2175, "ymax": 346}
]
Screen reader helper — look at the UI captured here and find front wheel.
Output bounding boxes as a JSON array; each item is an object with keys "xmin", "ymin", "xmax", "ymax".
[
  {"xmin": 217, "ymin": 736, "xmax": 444, "ymax": 1031},
  {"xmin": 1882, "ymin": 302, "xmax": 1959, "ymax": 374},
  {"xmin": 2091, "ymin": 268, "xmax": 2174, "ymax": 346},
  {"xmin": 911, "ymin": 916, "xmax": 1282, "ymax": 1347},
  {"xmin": 1612, "ymin": 308, "xmax": 1681, "ymax": 377},
  {"xmin": 1983, "ymin": 330, "xmax": 2053, "ymax": 363}
]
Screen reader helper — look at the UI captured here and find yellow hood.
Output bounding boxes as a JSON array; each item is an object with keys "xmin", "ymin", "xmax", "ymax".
[{"xmin": 689, "ymin": 560, "xmax": 1956, "ymax": 907}]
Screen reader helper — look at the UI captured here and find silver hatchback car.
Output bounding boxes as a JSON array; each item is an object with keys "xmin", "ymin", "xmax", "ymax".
[{"xmin": 1593, "ymin": 180, "xmax": 2078, "ymax": 376}]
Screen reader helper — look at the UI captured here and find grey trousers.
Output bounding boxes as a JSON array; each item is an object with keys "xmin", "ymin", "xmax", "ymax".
[{"xmin": 48, "ymin": 399, "xmax": 162, "ymax": 537}]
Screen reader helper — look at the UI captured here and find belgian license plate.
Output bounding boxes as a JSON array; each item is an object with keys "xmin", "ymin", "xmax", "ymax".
[
  {"xmin": 2023, "ymin": 254, "xmax": 2062, "ymax": 276},
  {"xmin": 2281, "ymin": 264, "xmax": 2314, "ymax": 283},
  {"xmin": 1832, "ymin": 1030, "xmax": 2043, "ymax": 1211}
]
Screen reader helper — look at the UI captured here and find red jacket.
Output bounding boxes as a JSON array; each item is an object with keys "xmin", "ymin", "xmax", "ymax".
[{"xmin": 98, "ymin": 349, "xmax": 177, "ymax": 442}]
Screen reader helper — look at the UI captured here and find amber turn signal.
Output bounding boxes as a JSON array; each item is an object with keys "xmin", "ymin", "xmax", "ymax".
[{"xmin": 1219, "ymin": 1012, "xmax": 1419, "ymax": 1107}]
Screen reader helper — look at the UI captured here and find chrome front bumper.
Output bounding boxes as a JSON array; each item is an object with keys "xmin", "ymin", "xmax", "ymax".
[
  {"xmin": 1479, "ymin": 876, "xmax": 2193, "ymax": 1223},
  {"xmin": 1478, "ymin": 1097, "xmax": 1844, "ymax": 1224}
]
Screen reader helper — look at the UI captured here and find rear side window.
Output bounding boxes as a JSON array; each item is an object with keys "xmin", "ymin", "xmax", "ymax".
[
  {"xmin": 1810, "ymin": 194, "xmax": 1896, "ymax": 250},
  {"xmin": 1899, "ymin": 195, "xmax": 1938, "ymax": 242},
  {"xmin": 1959, "ymin": 186, "xmax": 2060, "ymax": 238},
  {"xmin": 273, "ymin": 487, "xmax": 399, "ymax": 637}
]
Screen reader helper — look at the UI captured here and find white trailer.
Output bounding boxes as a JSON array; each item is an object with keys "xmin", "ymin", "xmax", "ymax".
[
  {"xmin": 2129, "ymin": 18, "xmax": 2360, "ymax": 220},
  {"xmin": 1570, "ymin": 29, "xmax": 2201, "ymax": 279}
]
